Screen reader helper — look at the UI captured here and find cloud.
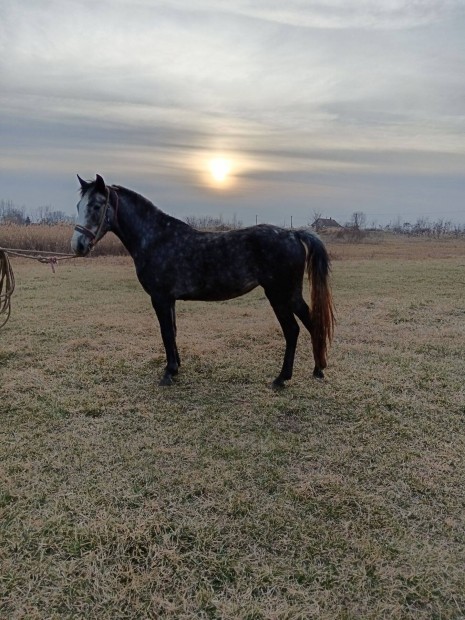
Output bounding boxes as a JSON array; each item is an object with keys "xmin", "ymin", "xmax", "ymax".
[
  {"xmin": 1, "ymin": 0, "xmax": 465, "ymax": 223},
  {"xmin": 2, "ymin": 0, "xmax": 463, "ymax": 123},
  {"xmin": 124, "ymin": 0, "xmax": 463, "ymax": 30},
  {"xmin": 232, "ymin": 0, "xmax": 462, "ymax": 30}
]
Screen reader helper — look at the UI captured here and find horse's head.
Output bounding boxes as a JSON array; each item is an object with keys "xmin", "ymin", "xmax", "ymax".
[{"xmin": 71, "ymin": 174, "xmax": 112, "ymax": 256}]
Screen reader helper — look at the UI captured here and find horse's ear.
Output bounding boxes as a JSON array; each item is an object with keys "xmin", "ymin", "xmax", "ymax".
[
  {"xmin": 77, "ymin": 174, "xmax": 89, "ymax": 191},
  {"xmin": 95, "ymin": 174, "xmax": 106, "ymax": 194}
]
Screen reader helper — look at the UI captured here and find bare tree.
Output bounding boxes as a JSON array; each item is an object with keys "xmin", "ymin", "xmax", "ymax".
[
  {"xmin": 185, "ymin": 214, "xmax": 243, "ymax": 231},
  {"xmin": 0, "ymin": 199, "xmax": 26, "ymax": 224},
  {"xmin": 34, "ymin": 205, "xmax": 73, "ymax": 224},
  {"xmin": 310, "ymin": 209, "xmax": 323, "ymax": 230},
  {"xmin": 349, "ymin": 211, "xmax": 367, "ymax": 230}
]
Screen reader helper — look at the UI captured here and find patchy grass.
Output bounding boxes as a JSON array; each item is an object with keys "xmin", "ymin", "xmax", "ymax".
[{"xmin": 1, "ymin": 241, "xmax": 464, "ymax": 619}]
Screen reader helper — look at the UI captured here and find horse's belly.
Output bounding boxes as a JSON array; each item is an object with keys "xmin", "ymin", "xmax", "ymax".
[{"xmin": 177, "ymin": 278, "xmax": 258, "ymax": 302}]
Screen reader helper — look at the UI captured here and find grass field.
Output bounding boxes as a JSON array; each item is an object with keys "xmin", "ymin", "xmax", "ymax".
[{"xmin": 1, "ymin": 239, "xmax": 464, "ymax": 619}]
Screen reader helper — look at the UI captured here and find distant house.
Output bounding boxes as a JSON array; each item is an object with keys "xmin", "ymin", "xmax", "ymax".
[{"xmin": 311, "ymin": 217, "xmax": 342, "ymax": 231}]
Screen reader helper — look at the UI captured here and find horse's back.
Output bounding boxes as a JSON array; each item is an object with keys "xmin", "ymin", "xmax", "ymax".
[{"xmin": 140, "ymin": 223, "xmax": 307, "ymax": 301}]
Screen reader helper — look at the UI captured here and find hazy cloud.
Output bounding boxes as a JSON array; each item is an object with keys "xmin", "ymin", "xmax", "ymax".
[{"xmin": 1, "ymin": 0, "xmax": 464, "ymax": 224}]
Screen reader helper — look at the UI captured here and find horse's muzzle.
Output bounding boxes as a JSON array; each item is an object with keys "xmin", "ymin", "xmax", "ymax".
[{"xmin": 71, "ymin": 230, "xmax": 92, "ymax": 256}]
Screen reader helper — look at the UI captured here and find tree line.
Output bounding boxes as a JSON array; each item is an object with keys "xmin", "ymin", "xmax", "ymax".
[
  {"xmin": 383, "ymin": 216, "xmax": 465, "ymax": 238},
  {"xmin": 313, "ymin": 210, "xmax": 465, "ymax": 239},
  {"xmin": 0, "ymin": 200, "xmax": 74, "ymax": 225},
  {"xmin": 1, "ymin": 199, "xmax": 464, "ymax": 238}
]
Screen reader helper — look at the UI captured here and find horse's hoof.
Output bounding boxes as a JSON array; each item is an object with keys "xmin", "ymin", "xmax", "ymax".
[
  {"xmin": 313, "ymin": 368, "xmax": 325, "ymax": 380},
  {"xmin": 271, "ymin": 379, "xmax": 286, "ymax": 390},
  {"xmin": 159, "ymin": 375, "xmax": 174, "ymax": 386}
]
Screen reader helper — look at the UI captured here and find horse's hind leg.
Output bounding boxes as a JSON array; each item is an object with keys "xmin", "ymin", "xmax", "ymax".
[
  {"xmin": 293, "ymin": 296, "xmax": 325, "ymax": 379},
  {"xmin": 266, "ymin": 293, "xmax": 300, "ymax": 388},
  {"xmin": 171, "ymin": 303, "xmax": 181, "ymax": 367}
]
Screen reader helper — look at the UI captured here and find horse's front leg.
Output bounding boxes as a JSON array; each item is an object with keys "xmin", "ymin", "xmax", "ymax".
[{"xmin": 151, "ymin": 296, "xmax": 179, "ymax": 386}]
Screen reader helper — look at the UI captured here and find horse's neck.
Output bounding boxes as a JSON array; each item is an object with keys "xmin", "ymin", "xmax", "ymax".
[{"xmin": 113, "ymin": 190, "xmax": 188, "ymax": 256}]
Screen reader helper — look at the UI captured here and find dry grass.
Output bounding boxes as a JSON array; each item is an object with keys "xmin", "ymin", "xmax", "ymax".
[
  {"xmin": 325, "ymin": 232, "xmax": 465, "ymax": 261},
  {"xmin": 1, "ymin": 240, "xmax": 464, "ymax": 619},
  {"xmin": 0, "ymin": 224, "xmax": 126, "ymax": 256}
]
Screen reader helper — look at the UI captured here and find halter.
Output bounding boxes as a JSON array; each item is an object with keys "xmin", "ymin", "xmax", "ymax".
[{"xmin": 74, "ymin": 187, "xmax": 118, "ymax": 248}]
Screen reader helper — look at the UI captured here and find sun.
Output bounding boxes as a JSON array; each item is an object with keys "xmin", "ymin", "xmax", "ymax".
[{"xmin": 208, "ymin": 158, "xmax": 232, "ymax": 184}]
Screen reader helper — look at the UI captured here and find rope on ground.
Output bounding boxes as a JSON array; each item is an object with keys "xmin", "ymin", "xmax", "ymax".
[
  {"xmin": 0, "ymin": 250, "xmax": 15, "ymax": 329},
  {"xmin": 0, "ymin": 246, "xmax": 77, "ymax": 329}
]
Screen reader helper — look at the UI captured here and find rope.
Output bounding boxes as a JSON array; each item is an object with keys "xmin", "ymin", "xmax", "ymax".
[
  {"xmin": 0, "ymin": 246, "xmax": 77, "ymax": 329},
  {"xmin": 0, "ymin": 247, "xmax": 76, "ymax": 259},
  {"xmin": 0, "ymin": 250, "xmax": 15, "ymax": 329}
]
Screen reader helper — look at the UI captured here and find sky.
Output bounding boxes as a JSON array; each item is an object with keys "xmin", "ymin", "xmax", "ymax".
[{"xmin": 1, "ymin": 0, "xmax": 465, "ymax": 227}]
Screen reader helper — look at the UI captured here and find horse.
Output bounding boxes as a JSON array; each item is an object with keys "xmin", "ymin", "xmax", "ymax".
[{"xmin": 71, "ymin": 174, "xmax": 335, "ymax": 387}]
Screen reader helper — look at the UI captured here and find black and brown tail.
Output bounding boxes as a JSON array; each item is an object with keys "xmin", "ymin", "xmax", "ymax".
[{"xmin": 297, "ymin": 230, "xmax": 335, "ymax": 373}]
